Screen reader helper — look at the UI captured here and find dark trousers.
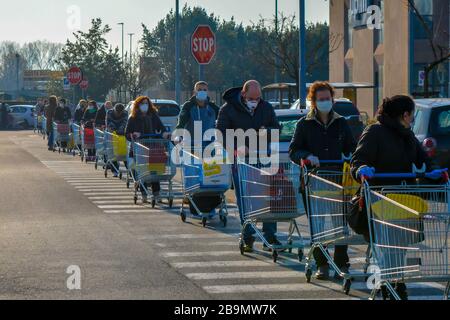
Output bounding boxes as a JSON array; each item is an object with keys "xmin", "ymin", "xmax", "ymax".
[
  {"xmin": 142, "ymin": 182, "xmax": 160, "ymax": 197},
  {"xmin": 313, "ymin": 245, "xmax": 349, "ymax": 268}
]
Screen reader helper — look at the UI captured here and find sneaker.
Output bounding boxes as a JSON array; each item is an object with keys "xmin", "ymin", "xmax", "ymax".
[
  {"xmin": 394, "ymin": 283, "xmax": 408, "ymax": 301},
  {"xmin": 243, "ymin": 237, "xmax": 255, "ymax": 253},
  {"xmin": 334, "ymin": 266, "xmax": 350, "ymax": 280},
  {"xmin": 315, "ymin": 265, "xmax": 330, "ymax": 280}
]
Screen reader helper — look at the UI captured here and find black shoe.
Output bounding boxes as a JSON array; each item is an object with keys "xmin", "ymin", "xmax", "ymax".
[
  {"xmin": 243, "ymin": 237, "xmax": 255, "ymax": 253},
  {"xmin": 315, "ymin": 265, "xmax": 330, "ymax": 280},
  {"xmin": 394, "ymin": 283, "xmax": 408, "ymax": 300}
]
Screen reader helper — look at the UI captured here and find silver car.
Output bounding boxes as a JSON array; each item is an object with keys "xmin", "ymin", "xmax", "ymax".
[{"xmin": 8, "ymin": 105, "xmax": 35, "ymax": 129}]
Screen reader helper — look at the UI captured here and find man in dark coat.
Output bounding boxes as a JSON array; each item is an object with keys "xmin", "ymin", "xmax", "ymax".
[
  {"xmin": 95, "ymin": 101, "xmax": 113, "ymax": 128},
  {"xmin": 216, "ymin": 80, "xmax": 281, "ymax": 253}
]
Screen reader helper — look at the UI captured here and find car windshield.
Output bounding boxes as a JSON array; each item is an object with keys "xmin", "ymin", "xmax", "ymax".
[
  {"xmin": 154, "ymin": 103, "xmax": 180, "ymax": 117},
  {"xmin": 429, "ymin": 106, "xmax": 450, "ymax": 135},
  {"xmin": 278, "ymin": 116, "xmax": 302, "ymax": 142},
  {"xmin": 333, "ymin": 102, "xmax": 360, "ymax": 117},
  {"xmin": 413, "ymin": 108, "xmax": 426, "ymax": 135}
]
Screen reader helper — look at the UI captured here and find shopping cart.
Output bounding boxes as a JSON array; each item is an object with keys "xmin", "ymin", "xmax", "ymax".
[
  {"xmin": 180, "ymin": 145, "xmax": 231, "ymax": 227},
  {"xmin": 126, "ymin": 140, "xmax": 135, "ymax": 189},
  {"xmin": 104, "ymin": 131, "xmax": 128, "ymax": 179},
  {"xmin": 362, "ymin": 171, "xmax": 450, "ymax": 300},
  {"xmin": 52, "ymin": 122, "xmax": 71, "ymax": 154},
  {"xmin": 81, "ymin": 125, "xmax": 95, "ymax": 163},
  {"xmin": 41, "ymin": 116, "xmax": 47, "ymax": 140},
  {"xmin": 237, "ymin": 158, "xmax": 305, "ymax": 263},
  {"xmin": 132, "ymin": 135, "xmax": 177, "ymax": 208},
  {"xmin": 71, "ymin": 123, "xmax": 82, "ymax": 157},
  {"xmin": 302, "ymin": 158, "xmax": 369, "ymax": 294},
  {"xmin": 34, "ymin": 114, "xmax": 43, "ymax": 134},
  {"xmin": 94, "ymin": 128, "xmax": 106, "ymax": 170}
]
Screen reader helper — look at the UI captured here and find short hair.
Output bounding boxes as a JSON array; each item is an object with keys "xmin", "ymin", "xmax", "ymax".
[
  {"xmin": 194, "ymin": 81, "xmax": 208, "ymax": 91},
  {"xmin": 307, "ymin": 81, "xmax": 335, "ymax": 109},
  {"xmin": 378, "ymin": 95, "xmax": 415, "ymax": 119},
  {"xmin": 242, "ymin": 80, "xmax": 261, "ymax": 93}
]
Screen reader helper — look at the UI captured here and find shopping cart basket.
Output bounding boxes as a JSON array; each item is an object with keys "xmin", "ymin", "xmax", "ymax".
[
  {"xmin": 52, "ymin": 122, "xmax": 71, "ymax": 154},
  {"xmin": 104, "ymin": 131, "xmax": 128, "ymax": 179}
]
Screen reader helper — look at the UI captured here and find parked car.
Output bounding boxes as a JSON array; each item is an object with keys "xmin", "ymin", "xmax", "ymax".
[
  {"xmin": 273, "ymin": 109, "xmax": 308, "ymax": 162},
  {"xmin": 126, "ymin": 99, "xmax": 181, "ymax": 132},
  {"xmin": 413, "ymin": 99, "xmax": 450, "ymax": 171},
  {"xmin": 290, "ymin": 98, "xmax": 367, "ymax": 140},
  {"xmin": 8, "ymin": 105, "xmax": 35, "ymax": 129}
]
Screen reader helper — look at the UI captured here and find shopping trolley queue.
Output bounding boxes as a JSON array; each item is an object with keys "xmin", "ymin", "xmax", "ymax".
[{"xmin": 35, "ymin": 122, "xmax": 450, "ymax": 300}]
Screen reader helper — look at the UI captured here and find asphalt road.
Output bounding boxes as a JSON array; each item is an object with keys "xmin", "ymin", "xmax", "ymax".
[{"xmin": 0, "ymin": 130, "xmax": 447, "ymax": 300}]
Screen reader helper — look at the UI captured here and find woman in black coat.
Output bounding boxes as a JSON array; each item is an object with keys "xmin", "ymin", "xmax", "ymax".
[
  {"xmin": 125, "ymin": 96, "xmax": 170, "ymax": 204},
  {"xmin": 351, "ymin": 95, "xmax": 441, "ymax": 300}
]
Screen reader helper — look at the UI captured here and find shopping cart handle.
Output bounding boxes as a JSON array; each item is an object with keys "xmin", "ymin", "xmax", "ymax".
[
  {"xmin": 301, "ymin": 159, "xmax": 346, "ymax": 166},
  {"xmin": 371, "ymin": 169, "xmax": 448, "ymax": 179}
]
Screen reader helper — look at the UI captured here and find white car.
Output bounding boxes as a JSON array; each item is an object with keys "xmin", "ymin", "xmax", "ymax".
[
  {"xmin": 8, "ymin": 105, "xmax": 35, "ymax": 129},
  {"xmin": 126, "ymin": 99, "xmax": 180, "ymax": 132}
]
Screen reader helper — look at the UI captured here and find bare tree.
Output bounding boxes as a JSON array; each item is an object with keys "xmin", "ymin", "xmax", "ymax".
[{"xmin": 407, "ymin": 0, "xmax": 450, "ymax": 97}]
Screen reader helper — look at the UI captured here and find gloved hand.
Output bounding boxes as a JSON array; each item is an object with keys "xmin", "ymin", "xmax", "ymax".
[
  {"xmin": 357, "ymin": 166, "xmax": 376, "ymax": 179},
  {"xmin": 306, "ymin": 155, "xmax": 320, "ymax": 167},
  {"xmin": 428, "ymin": 169, "xmax": 448, "ymax": 180}
]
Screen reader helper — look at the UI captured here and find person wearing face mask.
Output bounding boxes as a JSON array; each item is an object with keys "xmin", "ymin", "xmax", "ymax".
[
  {"xmin": 217, "ymin": 80, "xmax": 281, "ymax": 253},
  {"xmin": 351, "ymin": 95, "xmax": 440, "ymax": 300},
  {"xmin": 289, "ymin": 81, "xmax": 356, "ymax": 281},
  {"xmin": 106, "ymin": 103, "xmax": 129, "ymax": 177},
  {"xmin": 73, "ymin": 100, "xmax": 87, "ymax": 124},
  {"xmin": 45, "ymin": 96, "xmax": 58, "ymax": 151},
  {"xmin": 176, "ymin": 81, "xmax": 219, "ymax": 145},
  {"xmin": 125, "ymin": 96, "xmax": 170, "ymax": 204},
  {"xmin": 52, "ymin": 98, "xmax": 72, "ymax": 151},
  {"xmin": 95, "ymin": 101, "xmax": 113, "ymax": 129},
  {"xmin": 82, "ymin": 101, "xmax": 98, "ymax": 159}
]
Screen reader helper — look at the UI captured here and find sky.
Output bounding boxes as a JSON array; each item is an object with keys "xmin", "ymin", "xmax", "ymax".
[{"xmin": 0, "ymin": 0, "xmax": 329, "ymax": 53}]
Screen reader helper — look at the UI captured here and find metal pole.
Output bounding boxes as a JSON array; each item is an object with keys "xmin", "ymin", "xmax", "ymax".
[
  {"xmin": 274, "ymin": 0, "xmax": 279, "ymax": 84},
  {"xmin": 118, "ymin": 22, "xmax": 124, "ymax": 102},
  {"xmin": 298, "ymin": 0, "xmax": 307, "ymax": 107},
  {"xmin": 128, "ymin": 33, "xmax": 134, "ymax": 101},
  {"xmin": 15, "ymin": 53, "xmax": 20, "ymax": 98},
  {"xmin": 175, "ymin": 0, "xmax": 181, "ymax": 104},
  {"xmin": 198, "ymin": 64, "xmax": 204, "ymax": 81}
]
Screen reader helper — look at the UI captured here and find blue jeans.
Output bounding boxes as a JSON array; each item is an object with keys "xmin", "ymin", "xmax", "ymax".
[
  {"xmin": 232, "ymin": 164, "xmax": 277, "ymax": 243},
  {"xmin": 48, "ymin": 130, "xmax": 54, "ymax": 148}
]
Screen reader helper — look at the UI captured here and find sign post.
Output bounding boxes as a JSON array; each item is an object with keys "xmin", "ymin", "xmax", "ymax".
[{"xmin": 191, "ymin": 25, "xmax": 216, "ymax": 81}]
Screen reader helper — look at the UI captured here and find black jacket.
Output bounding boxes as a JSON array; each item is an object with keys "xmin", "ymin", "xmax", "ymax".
[
  {"xmin": 125, "ymin": 112, "xmax": 167, "ymax": 141},
  {"xmin": 216, "ymin": 87, "xmax": 280, "ymax": 150},
  {"xmin": 106, "ymin": 110, "xmax": 128, "ymax": 135},
  {"xmin": 176, "ymin": 96, "xmax": 220, "ymax": 130},
  {"xmin": 73, "ymin": 106, "xmax": 85, "ymax": 123},
  {"xmin": 289, "ymin": 110, "xmax": 356, "ymax": 164},
  {"xmin": 351, "ymin": 114, "xmax": 433, "ymax": 185},
  {"xmin": 95, "ymin": 105, "xmax": 107, "ymax": 127},
  {"xmin": 82, "ymin": 108, "xmax": 98, "ymax": 128},
  {"xmin": 53, "ymin": 106, "xmax": 72, "ymax": 124}
]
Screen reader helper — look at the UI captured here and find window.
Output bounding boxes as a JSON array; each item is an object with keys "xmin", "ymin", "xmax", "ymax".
[
  {"xmin": 334, "ymin": 102, "xmax": 360, "ymax": 117},
  {"xmin": 413, "ymin": 108, "xmax": 426, "ymax": 135},
  {"xmin": 154, "ymin": 103, "xmax": 180, "ymax": 117},
  {"xmin": 430, "ymin": 106, "xmax": 450, "ymax": 135}
]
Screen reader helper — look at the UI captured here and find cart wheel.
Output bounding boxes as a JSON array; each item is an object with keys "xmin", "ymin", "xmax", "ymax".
[
  {"xmin": 95, "ymin": 162, "xmax": 98, "ymax": 170},
  {"xmin": 53, "ymin": 148, "xmax": 56, "ymax": 153},
  {"xmin": 169, "ymin": 198, "xmax": 174, "ymax": 208},
  {"xmin": 288, "ymin": 240, "xmax": 293, "ymax": 254},
  {"xmin": 58, "ymin": 148, "xmax": 61, "ymax": 154},
  {"xmin": 134, "ymin": 196, "xmax": 138, "ymax": 205},
  {"xmin": 126, "ymin": 181, "xmax": 130, "ymax": 189},
  {"xmin": 273, "ymin": 250, "xmax": 278, "ymax": 263},
  {"xmin": 180, "ymin": 209, "xmax": 186, "ymax": 223},
  {"xmin": 298, "ymin": 249, "xmax": 304, "ymax": 262},
  {"xmin": 305, "ymin": 268, "xmax": 312, "ymax": 283},
  {"xmin": 151, "ymin": 200, "xmax": 156, "ymax": 208},
  {"xmin": 343, "ymin": 279, "xmax": 352, "ymax": 295},
  {"xmin": 119, "ymin": 172, "xmax": 123, "ymax": 180},
  {"xmin": 80, "ymin": 155, "xmax": 84, "ymax": 162},
  {"xmin": 202, "ymin": 217, "xmax": 207, "ymax": 228},
  {"xmin": 239, "ymin": 240, "xmax": 245, "ymax": 255},
  {"xmin": 104, "ymin": 170, "xmax": 108, "ymax": 178}
]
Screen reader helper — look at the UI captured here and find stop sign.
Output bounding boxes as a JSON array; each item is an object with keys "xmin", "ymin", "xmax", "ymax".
[
  {"xmin": 191, "ymin": 25, "xmax": 216, "ymax": 65},
  {"xmin": 80, "ymin": 79, "xmax": 89, "ymax": 90},
  {"xmin": 67, "ymin": 67, "xmax": 82, "ymax": 85}
]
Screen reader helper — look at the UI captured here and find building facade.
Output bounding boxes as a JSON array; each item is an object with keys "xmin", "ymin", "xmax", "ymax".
[{"xmin": 330, "ymin": 0, "xmax": 450, "ymax": 116}]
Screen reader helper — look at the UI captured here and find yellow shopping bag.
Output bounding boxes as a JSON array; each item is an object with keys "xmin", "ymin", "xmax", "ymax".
[
  {"xmin": 112, "ymin": 132, "xmax": 127, "ymax": 157},
  {"xmin": 371, "ymin": 194, "xmax": 428, "ymax": 220},
  {"xmin": 342, "ymin": 162, "xmax": 360, "ymax": 196}
]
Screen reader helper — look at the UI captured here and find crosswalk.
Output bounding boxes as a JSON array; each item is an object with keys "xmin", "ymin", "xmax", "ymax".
[{"xmin": 32, "ymin": 147, "xmax": 449, "ymax": 301}]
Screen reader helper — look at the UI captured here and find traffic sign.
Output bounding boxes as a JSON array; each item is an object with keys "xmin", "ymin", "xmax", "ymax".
[
  {"xmin": 80, "ymin": 79, "xmax": 89, "ymax": 90},
  {"xmin": 67, "ymin": 66, "xmax": 82, "ymax": 85},
  {"xmin": 191, "ymin": 25, "xmax": 216, "ymax": 65},
  {"xmin": 63, "ymin": 77, "xmax": 71, "ymax": 91}
]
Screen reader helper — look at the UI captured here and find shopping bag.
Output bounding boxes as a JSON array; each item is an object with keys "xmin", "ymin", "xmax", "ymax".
[
  {"xmin": 342, "ymin": 162, "xmax": 360, "ymax": 196},
  {"xmin": 371, "ymin": 194, "xmax": 428, "ymax": 220},
  {"xmin": 112, "ymin": 132, "xmax": 127, "ymax": 157},
  {"xmin": 201, "ymin": 159, "xmax": 230, "ymax": 187},
  {"xmin": 147, "ymin": 142, "xmax": 168, "ymax": 175}
]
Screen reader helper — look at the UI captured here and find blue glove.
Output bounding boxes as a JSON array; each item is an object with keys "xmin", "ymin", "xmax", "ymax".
[
  {"xmin": 357, "ymin": 166, "xmax": 375, "ymax": 179},
  {"xmin": 428, "ymin": 169, "xmax": 448, "ymax": 180}
]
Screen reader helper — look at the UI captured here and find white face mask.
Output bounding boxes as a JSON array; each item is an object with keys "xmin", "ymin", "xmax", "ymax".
[
  {"xmin": 246, "ymin": 100, "xmax": 259, "ymax": 111},
  {"xmin": 140, "ymin": 104, "xmax": 149, "ymax": 113},
  {"xmin": 316, "ymin": 100, "xmax": 333, "ymax": 114}
]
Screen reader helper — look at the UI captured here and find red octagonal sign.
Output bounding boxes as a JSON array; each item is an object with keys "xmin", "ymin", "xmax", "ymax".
[
  {"xmin": 191, "ymin": 25, "xmax": 216, "ymax": 65},
  {"xmin": 67, "ymin": 66, "xmax": 82, "ymax": 85}
]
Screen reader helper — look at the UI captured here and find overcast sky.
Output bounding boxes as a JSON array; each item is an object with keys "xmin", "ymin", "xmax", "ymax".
[{"xmin": 0, "ymin": 0, "xmax": 329, "ymax": 52}]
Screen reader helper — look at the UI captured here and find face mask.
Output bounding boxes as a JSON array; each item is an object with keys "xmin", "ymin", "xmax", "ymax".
[
  {"xmin": 246, "ymin": 100, "xmax": 259, "ymax": 111},
  {"xmin": 196, "ymin": 91, "xmax": 208, "ymax": 102},
  {"xmin": 316, "ymin": 100, "xmax": 333, "ymax": 114},
  {"xmin": 140, "ymin": 104, "xmax": 149, "ymax": 113},
  {"xmin": 88, "ymin": 106, "xmax": 95, "ymax": 111}
]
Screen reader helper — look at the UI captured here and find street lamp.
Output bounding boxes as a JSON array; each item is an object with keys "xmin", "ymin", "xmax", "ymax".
[
  {"xmin": 128, "ymin": 33, "xmax": 135, "ymax": 101},
  {"xmin": 118, "ymin": 22, "xmax": 124, "ymax": 101},
  {"xmin": 274, "ymin": 0, "xmax": 279, "ymax": 84},
  {"xmin": 298, "ymin": 0, "xmax": 307, "ymax": 107},
  {"xmin": 175, "ymin": 0, "xmax": 181, "ymax": 104}
]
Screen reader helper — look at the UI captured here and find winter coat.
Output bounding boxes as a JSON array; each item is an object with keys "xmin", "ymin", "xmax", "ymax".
[
  {"xmin": 44, "ymin": 103, "xmax": 57, "ymax": 132},
  {"xmin": 106, "ymin": 109, "xmax": 128, "ymax": 135},
  {"xmin": 125, "ymin": 112, "xmax": 167, "ymax": 141},
  {"xmin": 351, "ymin": 113, "xmax": 433, "ymax": 186},
  {"xmin": 95, "ymin": 105, "xmax": 107, "ymax": 128},
  {"xmin": 216, "ymin": 87, "xmax": 280, "ymax": 151},
  {"xmin": 289, "ymin": 110, "xmax": 356, "ymax": 164},
  {"xmin": 82, "ymin": 108, "xmax": 98, "ymax": 128},
  {"xmin": 73, "ymin": 106, "xmax": 85, "ymax": 124},
  {"xmin": 53, "ymin": 106, "xmax": 72, "ymax": 124}
]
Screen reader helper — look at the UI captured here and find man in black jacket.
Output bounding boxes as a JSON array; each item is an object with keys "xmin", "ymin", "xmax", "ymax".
[
  {"xmin": 289, "ymin": 81, "xmax": 356, "ymax": 281},
  {"xmin": 95, "ymin": 101, "xmax": 112, "ymax": 128},
  {"xmin": 217, "ymin": 80, "xmax": 281, "ymax": 253}
]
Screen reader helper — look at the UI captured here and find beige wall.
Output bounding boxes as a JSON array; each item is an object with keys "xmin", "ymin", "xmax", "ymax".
[
  {"xmin": 383, "ymin": 0, "xmax": 409, "ymax": 97},
  {"xmin": 329, "ymin": 0, "xmax": 346, "ymax": 84}
]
